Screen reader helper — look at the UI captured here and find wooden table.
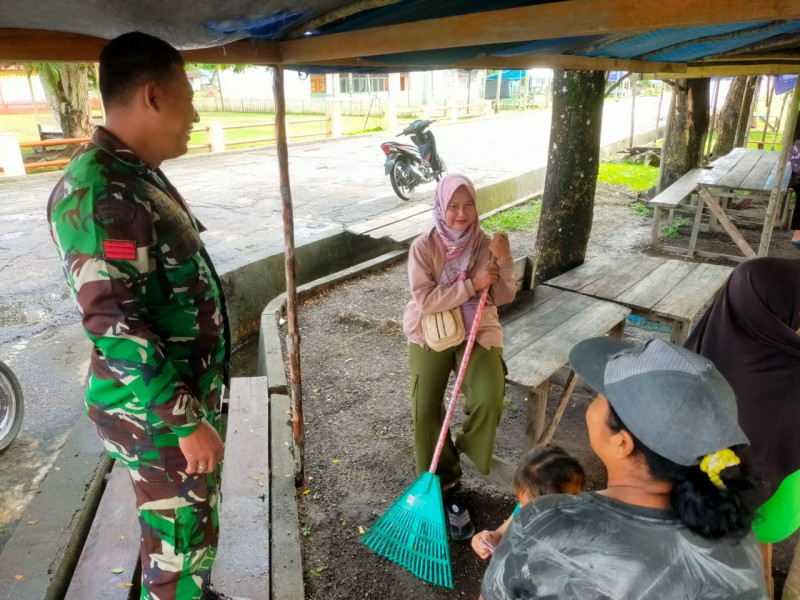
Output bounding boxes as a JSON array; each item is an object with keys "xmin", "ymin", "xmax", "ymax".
[
  {"xmin": 689, "ymin": 148, "xmax": 791, "ymax": 261},
  {"xmin": 545, "ymin": 254, "xmax": 733, "ymax": 344},
  {"xmin": 499, "ymin": 285, "xmax": 630, "ymax": 452}
]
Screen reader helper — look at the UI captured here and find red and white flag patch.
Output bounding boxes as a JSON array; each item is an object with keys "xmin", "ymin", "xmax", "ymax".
[{"xmin": 103, "ymin": 239, "xmax": 137, "ymax": 261}]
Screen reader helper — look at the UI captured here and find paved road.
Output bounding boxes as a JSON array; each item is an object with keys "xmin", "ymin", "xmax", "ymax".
[{"xmin": 0, "ymin": 96, "xmax": 665, "ymax": 548}]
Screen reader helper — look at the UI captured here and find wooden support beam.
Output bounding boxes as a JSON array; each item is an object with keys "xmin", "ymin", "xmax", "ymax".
[
  {"xmin": 758, "ymin": 74, "xmax": 800, "ymax": 256},
  {"xmin": 649, "ymin": 62, "xmax": 800, "ymax": 78},
  {"xmin": 304, "ymin": 54, "xmax": 686, "ymax": 73},
  {"xmin": 698, "ymin": 189, "xmax": 757, "ymax": 258},
  {"xmin": 0, "ymin": 28, "xmax": 281, "ymax": 64},
  {"xmin": 279, "ymin": 0, "xmax": 800, "ymax": 64}
]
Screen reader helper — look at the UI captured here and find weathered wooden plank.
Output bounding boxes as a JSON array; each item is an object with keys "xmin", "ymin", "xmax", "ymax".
[
  {"xmin": 717, "ymin": 149, "xmax": 763, "ymax": 190},
  {"xmin": 500, "ymin": 285, "xmax": 561, "ymax": 325},
  {"xmin": 578, "ymin": 255, "xmax": 663, "ymax": 300},
  {"xmin": 652, "ymin": 263, "xmax": 733, "ymax": 322},
  {"xmin": 502, "ymin": 288, "xmax": 595, "ymax": 362},
  {"xmin": 64, "ymin": 464, "xmax": 140, "ymax": 600},
  {"xmin": 213, "ymin": 376, "xmax": 271, "ymax": 597},
  {"xmin": 764, "ymin": 154, "xmax": 793, "ymax": 192},
  {"xmin": 370, "ymin": 211, "xmax": 432, "ymax": 242},
  {"xmin": 698, "ymin": 189, "xmax": 757, "ymax": 258},
  {"xmin": 270, "ymin": 393, "xmax": 305, "ymax": 600},
  {"xmin": 505, "ymin": 291, "xmax": 630, "ymax": 389},
  {"xmin": 699, "ymin": 147, "xmax": 745, "ymax": 186},
  {"xmin": 648, "ymin": 168, "xmax": 703, "ymax": 207},
  {"xmin": 740, "ymin": 151, "xmax": 779, "ymax": 191},
  {"xmin": 543, "ymin": 254, "xmax": 619, "ymax": 292},
  {"xmin": 346, "ymin": 204, "xmax": 432, "ymax": 235},
  {"xmin": 614, "ymin": 259, "xmax": 696, "ymax": 310}
]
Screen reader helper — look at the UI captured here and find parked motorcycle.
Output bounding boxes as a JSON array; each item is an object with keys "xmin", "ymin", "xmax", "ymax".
[
  {"xmin": 380, "ymin": 119, "xmax": 447, "ymax": 200},
  {"xmin": 0, "ymin": 361, "xmax": 23, "ymax": 452}
]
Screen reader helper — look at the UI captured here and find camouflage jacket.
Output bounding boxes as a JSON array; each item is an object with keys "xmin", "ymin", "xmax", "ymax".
[{"xmin": 47, "ymin": 127, "xmax": 230, "ymax": 437}]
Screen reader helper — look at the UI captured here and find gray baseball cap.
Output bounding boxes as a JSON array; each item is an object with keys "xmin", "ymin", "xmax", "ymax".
[{"xmin": 569, "ymin": 337, "xmax": 748, "ymax": 467}]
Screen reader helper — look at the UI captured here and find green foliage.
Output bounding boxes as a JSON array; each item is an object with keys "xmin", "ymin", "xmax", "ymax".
[
  {"xmin": 662, "ymin": 217, "xmax": 692, "ymax": 239},
  {"xmin": 481, "ymin": 200, "xmax": 542, "ymax": 233},
  {"xmin": 503, "ymin": 397, "xmax": 518, "ymax": 413},
  {"xmin": 598, "ymin": 162, "xmax": 659, "ymax": 192},
  {"xmin": 628, "ymin": 202, "xmax": 653, "ymax": 218}
]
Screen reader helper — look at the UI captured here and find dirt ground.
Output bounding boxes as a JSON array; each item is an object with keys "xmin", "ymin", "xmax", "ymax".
[{"xmin": 263, "ymin": 183, "xmax": 799, "ymax": 599}]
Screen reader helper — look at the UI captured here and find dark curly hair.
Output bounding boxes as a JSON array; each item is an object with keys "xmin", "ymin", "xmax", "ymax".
[
  {"xmin": 607, "ymin": 404, "xmax": 762, "ymax": 539},
  {"xmin": 514, "ymin": 444, "xmax": 585, "ymax": 498}
]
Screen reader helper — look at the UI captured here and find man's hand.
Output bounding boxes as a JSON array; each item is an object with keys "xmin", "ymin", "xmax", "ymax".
[
  {"xmin": 179, "ymin": 421, "xmax": 224, "ymax": 475},
  {"xmin": 489, "ymin": 232, "xmax": 512, "ymax": 262}
]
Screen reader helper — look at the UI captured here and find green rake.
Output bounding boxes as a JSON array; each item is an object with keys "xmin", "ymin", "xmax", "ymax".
[{"xmin": 361, "ymin": 282, "xmax": 493, "ymax": 588}]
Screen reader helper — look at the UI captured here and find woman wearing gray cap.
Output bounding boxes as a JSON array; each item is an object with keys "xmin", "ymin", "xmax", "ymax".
[{"xmin": 480, "ymin": 338, "xmax": 766, "ymax": 600}]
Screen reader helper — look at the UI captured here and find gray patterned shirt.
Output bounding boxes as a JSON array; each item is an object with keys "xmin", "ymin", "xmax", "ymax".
[{"xmin": 481, "ymin": 492, "xmax": 766, "ymax": 600}]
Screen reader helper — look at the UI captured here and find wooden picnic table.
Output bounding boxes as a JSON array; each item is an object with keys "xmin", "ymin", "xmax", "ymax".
[
  {"xmin": 651, "ymin": 148, "xmax": 792, "ymax": 261},
  {"xmin": 545, "ymin": 254, "xmax": 733, "ymax": 344},
  {"xmin": 497, "ymin": 285, "xmax": 630, "ymax": 459}
]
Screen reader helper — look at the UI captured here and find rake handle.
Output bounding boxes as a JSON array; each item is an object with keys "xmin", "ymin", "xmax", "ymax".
[{"xmin": 428, "ymin": 276, "xmax": 492, "ymax": 474}]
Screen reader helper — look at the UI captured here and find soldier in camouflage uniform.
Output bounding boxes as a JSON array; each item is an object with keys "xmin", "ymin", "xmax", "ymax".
[{"xmin": 47, "ymin": 32, "xmax": 234, "ymax": 600}]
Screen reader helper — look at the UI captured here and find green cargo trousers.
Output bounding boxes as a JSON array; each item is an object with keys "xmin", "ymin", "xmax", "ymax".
[{"xmin": 409, "ymin": 341, "xmax": 506, "ymax": 486}]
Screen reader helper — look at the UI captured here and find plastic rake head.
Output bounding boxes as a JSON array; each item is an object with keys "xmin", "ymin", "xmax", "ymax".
[{"xmin": 360, "ymin": 471, "xmax": 453, "ymax": 588}]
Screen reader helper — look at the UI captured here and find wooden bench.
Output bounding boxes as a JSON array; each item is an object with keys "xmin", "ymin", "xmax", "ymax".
[
  {"xmin": 471, "ymin": 285, "xmax": 630, "ymax": 492},
  {"xmin": 648, "ymin": 168, "xmax": 704, "ymax": 249},
  {"xmin": 62, "ymin": 375, "xmax": 303, "ymax": 599}
]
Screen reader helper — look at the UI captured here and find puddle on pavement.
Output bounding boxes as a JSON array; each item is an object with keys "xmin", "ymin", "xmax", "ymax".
[{"xmin": 230, "ymin": 337, "xmax": 260, "ymax": 379}]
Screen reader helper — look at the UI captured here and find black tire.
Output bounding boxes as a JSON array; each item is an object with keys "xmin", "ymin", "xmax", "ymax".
[
  {"xmin": 434, "ymin": 155, "xmax": 447, "ymax": 181},
  {"xmin": 390, "ymin": 159, "xmax": 416, "ymax": 200},
  {"xmin": 0, "ymin": 361, "xmax": 23, "ymax": 452}
]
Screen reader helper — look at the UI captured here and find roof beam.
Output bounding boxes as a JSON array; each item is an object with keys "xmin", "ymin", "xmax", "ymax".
[
  {"xmin": 0, "ymin": 28, "xmax": 281, "ymax": 65},
  {"xmin": 649, "ymin": 62, "xmax": 800, "ymax": 78},
  {"xmin": 278, "ymin": 0, "xmax": 800, "ymax": 64},
  {"xmin": 0, "ymin": 29, "xmax": 107, "ymax": 62},
  {"xmin": 304, "ymin": 54, "xmax": 686, "ymax": 73}
]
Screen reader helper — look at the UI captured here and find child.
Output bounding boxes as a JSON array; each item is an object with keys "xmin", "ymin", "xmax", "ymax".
[{"xmin": 471, "ymin": 444, "xmax": 585, "ymax": 559}]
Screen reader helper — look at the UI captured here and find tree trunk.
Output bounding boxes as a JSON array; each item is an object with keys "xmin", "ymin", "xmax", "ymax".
[
  {"xmin": 661, "ymin": 78, "xmax": 710, "ymax": 189},
  {"xmin": 37, "ymin": 63, "xmax": 92, "ymax": 138},
  {"xmin": 712, "ymin": 75, "xmax": 756, "ymax": 158},
  {"xmin": 534, "ymin": 69, "xmax": 605, "ymax": 284}
]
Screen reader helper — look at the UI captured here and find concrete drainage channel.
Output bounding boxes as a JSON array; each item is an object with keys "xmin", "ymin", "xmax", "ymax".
[{"xmin": 1, "ymin": 127, "xmax": 662, "ymax": 599}]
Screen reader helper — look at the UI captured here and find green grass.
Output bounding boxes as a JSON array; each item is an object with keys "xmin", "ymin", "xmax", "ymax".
[
  {"xmin": 481, "ymin": 200, "xmax": 542, "ymax": 233},
  {"xmin": 503, "ymin": 397, "xmax": 518, "ymax": 413},
  {"xmin": 598, "ymin": 162, "xmax": 659, "ymax": 192},
  {"xmin": 628, "ymin": 202, "xmax": 653, "ymax": 218},
  {"xmin": 662, "ymin": 217, "xmax": 692, "ymax": 239}
]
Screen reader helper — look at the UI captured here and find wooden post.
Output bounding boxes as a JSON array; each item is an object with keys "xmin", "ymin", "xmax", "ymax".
[
  {"xmin": 743, "ymin": 75, "xmax": 762, "ymax": 148},
  {"xmin": 25, "ymin": 68, "xmax": 39, "ymax": 120},
  {"xmin": 629, "ymin": 76, "xmax": 637, "ymax": 150},
  {"xmin": 760, "ymin": 76, "xmax": 773, "ymax": 148},
  {"xmin": 94, "ymin": 63, "xmax": 105, "ymax": 123},
  {"xmin": 272, "ymin": 65, "xmax": 305, "ymax": 485},
  {"xmin": 758, "ymin": 76, "xmax": 800, "ymax": 256},
  {"xmin": 495, "ymin": 69, "xmax": 502, "ymax": 113},
  {"xmin": 733, "ymin": 75, "xmax": 753, "ymax": 148},
  {"xmin": 771, "ymin": 89, "xmax": 789, "ymax": 151},
  {"xmin": 654, "ymin": 83, "xmax": 664, "ymax": 144},
  {"xmin": 706, "ymin": 77, "xmax": 720, "ymax": 162}
]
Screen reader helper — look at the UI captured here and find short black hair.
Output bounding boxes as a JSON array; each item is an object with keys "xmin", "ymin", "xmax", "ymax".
[
  {"xmin": 99, "ymin": 31, "xmax": 184, "ymax": 108},
  {"xmin": 514, "ymin": 444, "xmax": 585, "ymax": 497}
]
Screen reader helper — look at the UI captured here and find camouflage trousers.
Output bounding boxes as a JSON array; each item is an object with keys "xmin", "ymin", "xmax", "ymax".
[{"xmin": 92, "ymin": 400, "xmax": 222, "ymax": 600}]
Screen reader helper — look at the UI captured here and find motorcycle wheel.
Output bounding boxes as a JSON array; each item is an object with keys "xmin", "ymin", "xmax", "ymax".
[
  {"xmin": 434, "ymin": 155, "xmax": 447, "ymax": 182},
  {"xmin": 390, "ymin": 159, "xmax": 416, "ymax": 201},
  {"xmin": 0, "ymin": 361, "xmax": 23, "ymax": 452}
]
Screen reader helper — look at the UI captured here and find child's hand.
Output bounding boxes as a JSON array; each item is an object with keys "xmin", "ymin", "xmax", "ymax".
[{"xmin": 471, "ymin": 529, "xmax": 502, "ymax": 559}]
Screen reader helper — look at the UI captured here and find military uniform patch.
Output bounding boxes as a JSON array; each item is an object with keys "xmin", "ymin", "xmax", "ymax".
[{"xmin": 103, "ymin": 239, "xmax": 137, "ymax": 260}]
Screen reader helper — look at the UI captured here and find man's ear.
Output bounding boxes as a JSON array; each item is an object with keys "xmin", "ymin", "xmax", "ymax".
[
  {"xmin": 142, "ymin": 81, "xmax": 159, "ymax": 111},
  {"xmin": 613, "ymin": 429, "xmax": 636, "ymax": 459}
]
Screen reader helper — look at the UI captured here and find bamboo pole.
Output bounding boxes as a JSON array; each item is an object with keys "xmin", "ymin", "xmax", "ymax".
[
  {"xmin": 758, "ymin": 75, "xmax": 800, "ymax": 257},
  {"xmin": 272, "ymin": 65, "xmax": 306, "ymax": 485},
  {"xmin": 743, "ymin": 75, "xmax": 762, "ymax": 148},
  {"xmin": 734, "ymin": 75, "xmax": 753, "ymax": 148}
]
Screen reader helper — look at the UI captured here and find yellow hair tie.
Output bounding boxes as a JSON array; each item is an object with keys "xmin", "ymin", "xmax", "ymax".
[{"xmin": 700, "ymin": 449, "xmax": 740, "ymax": 490}]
